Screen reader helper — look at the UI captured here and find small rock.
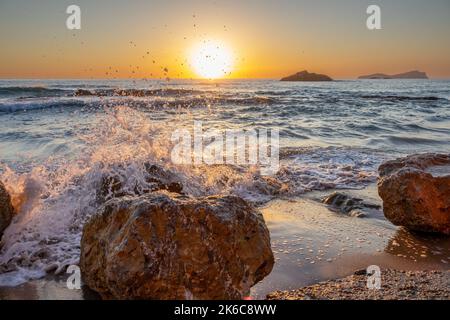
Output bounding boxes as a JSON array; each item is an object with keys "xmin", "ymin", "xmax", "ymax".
[{"xmin": 322, "ymin": 192, "xmax": 379, "ymax": 218}]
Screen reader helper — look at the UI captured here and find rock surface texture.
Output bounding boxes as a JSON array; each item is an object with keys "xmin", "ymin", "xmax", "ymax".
[
  {"xmin": 80, "ymin": 192, "xmax": 274, "ymax": 299},
  {"xmin": 0, "ymin": 181, "xmax": 14, "ymax": 239},
  {"xmin": 378, "ymin": 153, "xmax": 450, "ymax": 235}
]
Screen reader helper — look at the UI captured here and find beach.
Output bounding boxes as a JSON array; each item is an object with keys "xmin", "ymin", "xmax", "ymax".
[
  {"xmin": 1, "ymin": 182, "xmax": 449, "ymax": 299},
  {"xmin": 0, "ymin": 79, "xmax": 449, "ymax": 299}
]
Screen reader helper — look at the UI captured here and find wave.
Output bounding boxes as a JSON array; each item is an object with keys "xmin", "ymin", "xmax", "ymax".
[
  {"xmin": 0, "ymin": 94, "xmax": 278, "ymax": 114},
  {"xmin": 0, "ymin": 105, "xmax": 386, "ymax": 285},
  {"xmin": 385, "ymin": 135, "xmax": 445, "ymax": 145},
  {"xmin": 0, "ymin": 99, "xmax": 88, "ymax": 113},
  {"xmin": 360, "ymin": 94, "xmax": 443, "ymax": 101},
  {"xmin": 73, "ymin": 87, "xmax": 208, "ymax": 97},
  {"xmin": 0, "ymin": 86, "xmax": 67, "ymax": 97}
]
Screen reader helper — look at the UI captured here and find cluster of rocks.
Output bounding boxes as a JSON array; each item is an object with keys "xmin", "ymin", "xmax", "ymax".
[
  {"xmin": 80, "ymin": 192, "xmax": 273, "ymax": 299},
  {"xmin": 319, "ymin": 153, "xmax": 449, "ymax": 234},
  {"xmin": 2, "ymin": 152, "xmax": 449, "ymax": 300},
  {"xmin": 81, "ymin": 164, "xmax": 274, "ymax": 299},
  {"xmin": 1, "ymin": 164, "xmax": 274, "ymax": 299}
]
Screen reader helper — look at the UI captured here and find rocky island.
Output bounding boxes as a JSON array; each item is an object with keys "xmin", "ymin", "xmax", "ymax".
[
  {"xmin": 280, "ymin": 70, "xmax": 333, "ymax": 81},
  {"xmin": 358, "ymin": 70, "xmax": 428, "ymax": 79}
]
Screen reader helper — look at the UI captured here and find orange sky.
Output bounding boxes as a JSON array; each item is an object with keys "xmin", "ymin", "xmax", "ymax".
[{"xmin": 1, "ymin": 0, "xmax": 449, "ymax": 79}]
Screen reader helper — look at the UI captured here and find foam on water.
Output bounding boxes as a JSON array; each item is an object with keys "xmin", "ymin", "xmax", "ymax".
[
  {"xmin": 0, "ymin": 105, "xmax": 387, "ymax": 285},
  {"xmin": 1, "ymin": 78, "xmax": 449, "ymax": 286}
]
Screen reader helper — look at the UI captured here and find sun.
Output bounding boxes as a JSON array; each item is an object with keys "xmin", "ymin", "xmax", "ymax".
[{"xmin": 190, "ymin": 40, "xmax": 234, "ymax": 79}]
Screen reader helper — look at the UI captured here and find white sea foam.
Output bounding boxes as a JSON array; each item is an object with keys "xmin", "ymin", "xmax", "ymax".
[{"xmin": 0, "ymin": 105, "xmax": 387, "ymax": 286}]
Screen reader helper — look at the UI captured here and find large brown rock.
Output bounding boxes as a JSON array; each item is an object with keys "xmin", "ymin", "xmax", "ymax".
[
  {"xmin": 80, "ymin": 192, "xmax": 274, "ymax": 299},
  {"xmin": 0, "ymin": 181, "xmax": 14, "ymax": 239},
  {"xmin": 378, "ymin": 153, "xmax": 450, "ymax": 234}
]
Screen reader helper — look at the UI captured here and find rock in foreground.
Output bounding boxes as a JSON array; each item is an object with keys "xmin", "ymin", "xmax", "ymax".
[
  {"xmin": 267, "ymin": 269, "xmax": 449, "ymax": 300},
  {"xmin": 80, "ymin": 192, "xmax": 274, "ymax": 299},
  {"xmin": 378, "ymin": 153, "xmax": 450, "ymax": 234},
  {"xmin": 280, "ymin": 70, "xmax": 332, "ymax": 81},
  {"xmin": 0, "ymin": 181, "xmax": 14, "ymax": 239}
]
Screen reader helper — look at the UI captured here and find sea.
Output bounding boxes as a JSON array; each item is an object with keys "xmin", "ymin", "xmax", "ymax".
[{"xmin": 0, "ymin": 78, "xmax": 449, "ymax": 287}]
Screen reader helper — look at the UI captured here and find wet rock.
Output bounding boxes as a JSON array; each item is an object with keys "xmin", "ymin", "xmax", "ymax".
[
  {"xmin": 322, "ymin": 192, "xmax": 380, "ymax": 218},
  {"xmin": 378, "ymin": 153, "xmax": 450, "ymax": 177},
  {"xmin": 378, "ymin": 153, "xmax": 450, "ymax": 235},
  {"xmin": 253, "ymin": 176, "xmax": 290, "ymax": 196},
  {"xmin": 97, "ymin": 163, "xmax": 183, "ymax": 202},
  {"xmin": 144, "ymin": 163, "xmax": 183, "ymax": 194},
  {"xmin": 80, "ymin": 192, "xmax": 274, "ymax": 299},
  {"xmin": 0, "ymin": 181, "xmax": 14, "ymax": 239}
]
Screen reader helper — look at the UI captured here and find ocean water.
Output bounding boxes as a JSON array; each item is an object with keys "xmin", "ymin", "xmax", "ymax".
[{"xmin": 0, "ymin": 78, "xmax": 449, "ymax": 286}]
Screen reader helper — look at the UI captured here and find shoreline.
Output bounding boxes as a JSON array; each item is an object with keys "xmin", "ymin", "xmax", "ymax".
[
  {"xmin": 1, "ymin": 183, "xmax": 449, "ymax": 300},
  {"xmin": 251, "ymin": 184, "xmax": 450, "ymax": 298},
  {"xmin": 267, "ymin": 269, "xmax": 450, "ymax": 300}
]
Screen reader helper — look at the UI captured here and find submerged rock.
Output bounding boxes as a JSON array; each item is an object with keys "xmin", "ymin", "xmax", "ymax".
[
  {"xmin": 80, "ymin": 192, "xmax": 274, "ymax": 299},
  {"xmin": 322, "ymin": 192, "xmax": 380, "ymax": 218},
  {"xmin": 280, "ymin": 70, "xmax": 332, "ymax": 82},
  {"xmin": 0, "ymin": 181, "xmax": 14, "ymax": 239},
  {"xmin": 378, "ymin": 153, "xmax": 450, "ymax": 235}
]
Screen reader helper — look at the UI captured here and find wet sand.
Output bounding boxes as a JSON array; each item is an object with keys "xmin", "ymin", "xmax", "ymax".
[
  {"xmin": 251, "ymin": 184, "xmax": 450, "ymax": 298},
  {"xmin": 1, "ymin": 184, "xmax": 449, "ymax": 300},
  {"xmin": 0, "ymin": 275, "xmax": 98, "ymax": 300}
]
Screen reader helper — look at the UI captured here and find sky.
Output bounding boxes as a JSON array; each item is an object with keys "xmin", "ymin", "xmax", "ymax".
[{"xmin": 0, "ymin": 0, "xmax": 449, "ymax": 79}]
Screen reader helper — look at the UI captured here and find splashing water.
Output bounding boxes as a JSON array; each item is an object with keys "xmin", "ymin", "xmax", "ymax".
[{"xmin": 2, "ymin": 78, "xmax": 448, "ymax": 285}]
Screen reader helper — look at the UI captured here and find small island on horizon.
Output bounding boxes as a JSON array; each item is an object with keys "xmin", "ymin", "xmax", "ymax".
[
  {"xmin": 280, "ymin": 70, "xmax": 333, "ymax": 82},
  {"xmin": 358, "ymin": 70, "xmax": 428, "ymax": 79},
  {"xmin": 280, "ymin": 70, "xmax": 430, "ymax": 81}
]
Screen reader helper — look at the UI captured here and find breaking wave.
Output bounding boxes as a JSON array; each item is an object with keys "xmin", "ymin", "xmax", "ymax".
[{"xmin": 0, "ymin": 105, "xmax": 386, "ymax": 285}]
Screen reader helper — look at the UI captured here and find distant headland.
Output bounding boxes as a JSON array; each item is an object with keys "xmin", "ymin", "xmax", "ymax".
[
  {"xmin": 280, "ymin": 70, "xmax": 333, "ymax": 82},
  {"xmin": 358, "ymin": 70, "xmax": 428, "ymax": 79}
]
